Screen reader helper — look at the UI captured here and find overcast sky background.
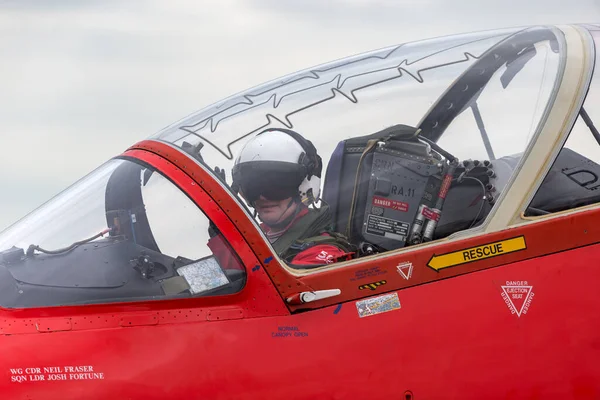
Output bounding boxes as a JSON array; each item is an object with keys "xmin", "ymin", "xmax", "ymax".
[{"xmin": 1, "ymin": 0, "xmax": 600, "ymax": 232}]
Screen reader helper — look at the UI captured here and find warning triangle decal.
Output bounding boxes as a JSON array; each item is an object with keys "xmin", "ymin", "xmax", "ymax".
[
  {"xmin": 397, "ymin": 262, "xmax": 413, "ymax": 280},
  {"xmin": 501, "ymin": 285, "xmax": 533, "ymax": 317}
]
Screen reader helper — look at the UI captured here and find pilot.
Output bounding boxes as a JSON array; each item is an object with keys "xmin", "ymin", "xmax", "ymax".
[{"xmin": 211, "ymin": 128, "xmax": 355, "ymax": 268}]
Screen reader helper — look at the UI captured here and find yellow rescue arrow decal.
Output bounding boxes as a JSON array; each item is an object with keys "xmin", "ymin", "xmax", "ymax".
[{"xmin": 427, "ymin": 236, "xmax": 527, "ymax": 271}]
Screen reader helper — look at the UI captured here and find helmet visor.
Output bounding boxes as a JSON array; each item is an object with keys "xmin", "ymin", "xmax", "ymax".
[{"xmin": 232, "ymin": 161, "xmax": 305, "ymax": 204}]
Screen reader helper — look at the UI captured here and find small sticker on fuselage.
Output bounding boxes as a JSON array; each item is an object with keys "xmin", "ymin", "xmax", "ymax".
[
  {"xmin": 356, "ymin": 293, "xmax": 401, "ymax": 318},
  {"xmin": 358, "ymin": 280, "xmax": 387, "ymax": 291},
  {"xmin": 501, "ymin": 281, "xmax": 534, "ymax": 317}
]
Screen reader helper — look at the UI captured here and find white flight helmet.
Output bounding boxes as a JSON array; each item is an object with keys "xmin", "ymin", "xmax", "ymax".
[{"xmin": 232, "ymin": 128, "xmax": 322, "ymax": 206}]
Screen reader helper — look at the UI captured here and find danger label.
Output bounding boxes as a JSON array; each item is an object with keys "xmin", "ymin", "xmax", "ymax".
[
  {"xmin": 421, "ymin": 207, "xmax": 440, "ymax": 221},
  {"xmin": 366, "ymin": 215, "xmax": 409, "ymax": 241},
  {"xmin": 501, "ymin": 281, "xmax": 534, "ymax": 317},
  {"xmin": 372, "ymin": 196, "xmax": 409, "ymax": 212},
  {"xmin": 438, "ymin": 174, "xmax": 452, "ymax": 199}
]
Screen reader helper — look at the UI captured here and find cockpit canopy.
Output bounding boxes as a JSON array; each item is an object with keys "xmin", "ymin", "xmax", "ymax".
[
  {"xmin": 3, "ymin": 24, "xmax": 600, "ymax": 308},
  {"xmin": 155, "ymin": 25, "xmax": 565, "ymax": 249}
]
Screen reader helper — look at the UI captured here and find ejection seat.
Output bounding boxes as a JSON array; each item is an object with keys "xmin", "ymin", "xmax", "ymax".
[
  {"xmin": 321, "ymin": 124, "xmax": 502, "ymax": 254},
  {"xmin": 527, "ymin": 147, "xmax": 600, "ymax": 215},
  {"xmin": 322, "ymin": 123, "xmax": 600, "ymax": 255}
]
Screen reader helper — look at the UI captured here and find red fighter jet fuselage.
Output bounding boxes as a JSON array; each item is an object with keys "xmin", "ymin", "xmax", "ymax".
[{"xmin": 2, "ymin": 24, "xmax": 600, "ymax": 399}]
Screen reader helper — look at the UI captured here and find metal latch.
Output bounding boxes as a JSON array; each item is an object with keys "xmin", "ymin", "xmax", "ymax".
[{"xmin": 286, "ymin": 289, "xmax": 341, "ymax": 305}]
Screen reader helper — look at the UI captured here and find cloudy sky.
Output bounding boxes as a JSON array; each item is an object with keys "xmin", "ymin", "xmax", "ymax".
[{"xmin": 1, "ymin": 0, "xmax": 600, "ymax": 232}]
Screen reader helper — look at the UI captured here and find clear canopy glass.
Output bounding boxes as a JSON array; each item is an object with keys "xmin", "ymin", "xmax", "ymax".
[
  {"xmin": 0, "ymin": 159, "xmax": 245, "ymax": 308},
  {"xmin": 153, "ymin": 26, "xmax": 564, "ymax": 237}
]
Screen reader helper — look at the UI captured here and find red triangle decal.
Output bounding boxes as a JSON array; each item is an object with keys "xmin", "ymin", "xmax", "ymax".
[{"xmin": 501, "ymin": 285, "xmax": 533, "ymax": 317}]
